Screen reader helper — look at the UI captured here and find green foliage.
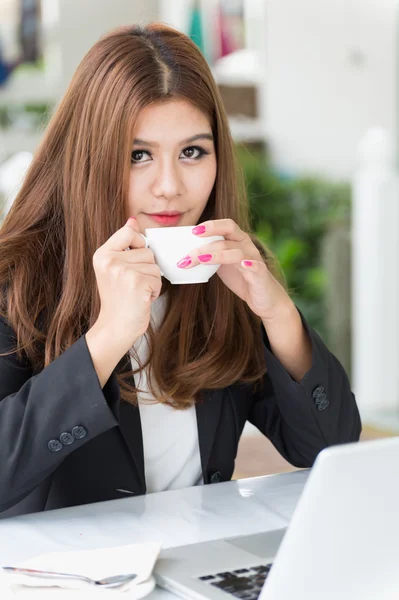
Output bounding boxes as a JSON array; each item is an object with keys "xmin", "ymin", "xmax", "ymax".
[
  {"xmin": 0, "ymin": 103, "xmax": 52, "ymax": 130},
  {"xmin": 236, "ymin": 146, "xmax": 351, "ymax": 340}
]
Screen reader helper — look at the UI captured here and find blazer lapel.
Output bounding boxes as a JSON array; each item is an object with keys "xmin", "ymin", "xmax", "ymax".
[
  {"xmin": 195, "ymin": 389, "xmax": 224, "ymax": 481},
  {"xmin": 114, "ymin": 357, "xmax": 224, "ymax": 490},
  {"xmin": 115, "ymin": 355, "xmax": 146, "ymax": 492}
]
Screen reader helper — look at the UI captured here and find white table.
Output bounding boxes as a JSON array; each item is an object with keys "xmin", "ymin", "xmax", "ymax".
[{"xmin": 0, "ymin": 470, "xmax": 309, "ymax": 598}]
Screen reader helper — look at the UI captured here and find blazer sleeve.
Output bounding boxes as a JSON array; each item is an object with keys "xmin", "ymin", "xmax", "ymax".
[
  {"xmin": 248, "ymin": 311, "xmax": 362, "ymax": 468},
  {"xmin": 0, "ymin": 317, "xmax": 120, "ymax": 512}
]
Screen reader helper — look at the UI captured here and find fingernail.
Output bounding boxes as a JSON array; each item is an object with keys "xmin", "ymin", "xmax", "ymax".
[
  {"xmin": 126, "ymin": 216, "xmax": 136, "ymax": 224},
  {"xmin": 177, "ymin": 257, "xmax": 192, "ymax": 268},
  {"xmin": 242, "ymin": 260, "xmax": 253, "ymax": 267},
  {"xmin": 198, "ymin": 254, "xmax": 212, "ymax": 263},
  {"xmin": 192, "ymin": 225, "xmax": 206, "ymax": 235}
]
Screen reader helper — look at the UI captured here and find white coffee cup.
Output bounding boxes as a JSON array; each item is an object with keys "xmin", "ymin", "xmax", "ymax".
[{"xmin": 142, "ymin": 226, "xmax": 224, "ymax": 285}]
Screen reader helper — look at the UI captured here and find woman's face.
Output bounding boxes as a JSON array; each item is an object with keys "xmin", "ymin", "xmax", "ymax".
[{"xmin": 127, "ymin": 99, "xmax": 217, "ymax": 232}]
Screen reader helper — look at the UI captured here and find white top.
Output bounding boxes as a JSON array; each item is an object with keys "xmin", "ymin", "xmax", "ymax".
[{"xmin": 130, "ymin": 294, "xmax": 203, "ymax": 494}]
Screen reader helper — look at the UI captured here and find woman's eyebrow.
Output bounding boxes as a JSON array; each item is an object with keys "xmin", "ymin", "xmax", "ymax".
[{"xmin": 132, "ymin": 133, "xmax": 214, "ymax": 147}]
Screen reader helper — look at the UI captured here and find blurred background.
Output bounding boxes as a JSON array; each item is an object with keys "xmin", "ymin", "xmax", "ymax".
[{"xmin": 0, "ymin": 0, "xmax": 397, "ymax": 477}]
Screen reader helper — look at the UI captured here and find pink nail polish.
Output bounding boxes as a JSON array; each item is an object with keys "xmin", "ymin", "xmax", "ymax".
[
  {"xmin": 177, "ymin": 257, "xmax": 192, "ymax": 268},
  {"xmin": 242, "ymin": 260, "xmax": 253, "ymax": 267},
  {"xmin": 198, "ymin": 254, "xmax": 212, "ymax": 262},
  {"xmin": 192, "ymin": 225, "xmax": 206, "ymax": 235}
]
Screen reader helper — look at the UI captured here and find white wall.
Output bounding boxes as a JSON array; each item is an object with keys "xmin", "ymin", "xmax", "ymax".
[
  {"xmin": 158, "ymin": 0, "xmax": 191, "ymax": 34},
  {"xmin": 266, "ymin": 0, "xmax": 398, "ymax": 180},
  {"xmin": 0, "ymin": 0, "xmax": 19, "ymax": 60},
  {"xmin": 0, "ymin": 0, "xmax": 159, "ymax": 104},
  {"xmin": 58, "ymin": 0, "xmax": 158, "ymax": 91}
]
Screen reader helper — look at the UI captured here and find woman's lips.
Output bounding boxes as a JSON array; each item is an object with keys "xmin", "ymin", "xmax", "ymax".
[{"xmin": 145, "ymin": 213, "xmax": 182, "ymax": 226}]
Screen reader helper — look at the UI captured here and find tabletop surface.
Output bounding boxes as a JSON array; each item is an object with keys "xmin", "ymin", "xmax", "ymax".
[{"xmin": 0, "ymin": 469, "xmax": 309, "ymax": 598}]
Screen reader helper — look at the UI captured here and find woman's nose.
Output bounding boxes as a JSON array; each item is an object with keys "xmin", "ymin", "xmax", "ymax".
[{"xmin": 151, "ymin": 161, "xmax": 184, "ymax": 199}]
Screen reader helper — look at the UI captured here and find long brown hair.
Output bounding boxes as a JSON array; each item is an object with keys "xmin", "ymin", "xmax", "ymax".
[{"xmin": 0, "ymin": 23, "xmax": 282, "ymax": 408}]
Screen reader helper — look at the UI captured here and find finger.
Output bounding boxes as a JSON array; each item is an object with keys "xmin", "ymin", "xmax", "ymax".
[
  {"xmin": 127, "ymin": 263, "xmax": 162, "ymax": 278},
  {"xmin": 192, "ymin": 240, "xmax": 241, "ymax": 254},
  {"xmin": 103, "ymin": 217, "xmax": 146, "ymax": 252},
  {"xmin": 134, "ymin": 272, "xmax": 163, "ymax": 301},
  {"xmin": 122, "ymin": 248, "xmax": 156, "ymax": 264},
  {"xmin": 239, "ymin": 259, "xmax": 269, "ymax": 277},
  {"xmin": 177, "ymin": 248, "xmax": 245, "ymax": 269},
  {"xmin": 192, "ymin": 219, "xmax": 248, "ymax": 243},
  {"xmin": 187, "ymin": 239, "xmax": 255, "ymax": 258},
  {"xmin": 144, "ymin": 277, "xmax": 163, "ymax": 301}
]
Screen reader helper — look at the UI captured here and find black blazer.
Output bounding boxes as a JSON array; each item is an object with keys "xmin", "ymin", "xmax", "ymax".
[{"xmin": 0, "ymin": 312, "xmax": 361, "ymax": 518}]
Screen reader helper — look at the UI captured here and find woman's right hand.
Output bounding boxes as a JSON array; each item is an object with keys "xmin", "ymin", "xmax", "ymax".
[{"xmin": 91, "ymin": 217, "xmax": 162, "ymax": 353}]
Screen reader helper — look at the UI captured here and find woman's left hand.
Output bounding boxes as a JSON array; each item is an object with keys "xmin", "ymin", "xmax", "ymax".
[{"xmin": 177, "ymin": 219, "xmax": 294, "ymax": 322}]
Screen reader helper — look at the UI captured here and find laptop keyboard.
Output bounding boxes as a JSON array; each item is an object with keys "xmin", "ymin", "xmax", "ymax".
[{"xmin": 197, "ymin": 564, "xmax": 273, "ymax": 599}]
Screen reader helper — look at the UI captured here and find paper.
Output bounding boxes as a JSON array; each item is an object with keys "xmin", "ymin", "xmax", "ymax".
[{"xmin": 0, "ymin": 542, "xmax": 161, "ymax": 596}]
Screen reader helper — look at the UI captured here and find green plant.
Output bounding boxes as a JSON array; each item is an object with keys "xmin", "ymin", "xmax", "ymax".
[
  {"xmin": 236, "ymin": 146, "xmax": 351, "ymax": 341},
  {"xmin": 0, "ymin": 103, "xmax": 52, "ymax": 130}
]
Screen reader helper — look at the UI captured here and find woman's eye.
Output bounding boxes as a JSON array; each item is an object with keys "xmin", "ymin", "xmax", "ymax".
[
  {"xmin": 131, "ymin": 150, "xmax": 152, "ymax": 163},
  {"xmin": 181, "ymin": 146, "xmax": 206, "ymax": 160},
  {"xmin": 131, "ymin": 146, "xmax": 208, "ymax": 163}
]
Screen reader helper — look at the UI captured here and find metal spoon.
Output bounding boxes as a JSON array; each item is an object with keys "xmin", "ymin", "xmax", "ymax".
[{"xmin": 1, "ymin": 566, "xmax": 137, "ymax": 588}]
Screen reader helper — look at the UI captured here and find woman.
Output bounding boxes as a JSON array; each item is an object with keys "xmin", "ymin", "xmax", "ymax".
[{"xmin": 0, "ymin": 24, "xmax": 361, "ymax": 517}]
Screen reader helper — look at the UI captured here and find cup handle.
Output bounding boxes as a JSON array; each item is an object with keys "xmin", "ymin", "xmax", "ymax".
[
  {"xmin": 140, "ymin": 234, "xmax": 150, "ymax": 248},
  {"xmin": 140, "ymin": 235, "xmax": 164, "ymax": 277},
  {"xmin": 124, "ymin": 236, "xmax": 164, "ymax": 277}
]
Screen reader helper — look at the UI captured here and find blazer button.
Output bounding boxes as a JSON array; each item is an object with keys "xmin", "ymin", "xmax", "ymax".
[
  {"xmin": 315, "ymin": 392, "xmax": 327, "ymax": 404},
  {"xmin": 72, "ymin": 426, "xmax": 87, "ymax": 440},
  {"xmin": 316, "ymin": 397, "xmax": 329, "ymax": 411},
  {"xmin": 210, "ymin": 471, "xmax": 221, "ymax": 484},
  {"xmin": 48, "ymin": 439, "xmax": 63, "ymax": 452},
  {"xmin": 312, "ymin": 385, "xmax": 325, "ymax": 399},
  {"xmin": 60, "ymin": 432, "xmax": 75, "ymax": 445}
]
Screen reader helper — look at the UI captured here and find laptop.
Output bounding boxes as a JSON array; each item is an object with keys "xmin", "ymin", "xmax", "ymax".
[{"xmin": 154, "ymin": 436, "xmax": 399, "ymax": 600}]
